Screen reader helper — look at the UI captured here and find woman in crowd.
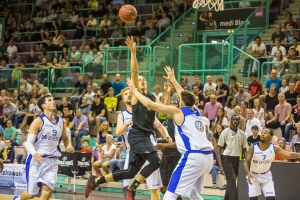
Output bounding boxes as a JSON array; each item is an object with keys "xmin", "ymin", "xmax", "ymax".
[
  {"xmin": 41, "ymin": 87, "xmax": 51, "ymax": 96},
  {"xmin": 56, "ymin": 37, "xmax": 69, "ymax": 51},
  {"xmin": 79, "ymin": 96, "xmax": 91, "ymax": 117},
  {"xmin": 224, "ymin": 97, "xmax": 236, "ymax": 120},
  {"xmin": 29, "ymin": 86, "xmax": 41, "ymax": 99},
  {"xmin": 11, "ymin": 90, "xmax": 18, "ymax": 106},
  {"xmin": 4, "ymin": 119, "xmax": 19, "ymax": 146},
  {"xmin": 253, "ymin": 98, "xmax": 265, "ymax": 127},
  {"xmin": 96, "ymin": 121, "xmax": 112, "ymax": 146},
  {"xmin": 92, "ymin": 134, "xmax": 116, "ymax": 177},
  {"xmin": 240, "ymin": 101, "xmax": 248, "ymax": 120},
  {"xmin": 213, "ymin": 108, "xmax": 228, "ymax": 132},
  {"xmin": 272, "ymin": 49, "xmax": 284, "ymax": 76}
]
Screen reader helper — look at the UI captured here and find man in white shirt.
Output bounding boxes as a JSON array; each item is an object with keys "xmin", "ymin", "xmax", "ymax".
[
  {"xmin": 99, "ymin": 15, "xmax": 112, "ymax": 28},
  {"xmin": 99, "ymin": 38, "xmax": 110, "ymax": 52},
  {"xmin": 245, "ymin": 109, "xmax": 262, "ymax": 137},
  {"xmin": 84, "ymin": 84, "xmax": 95, "ymax": 104},
  {"xmin": 7, "ymin": 40, "xmax": 18, "ymax": 57},
  {"xmin": 70, "ymin": 46, "xmax": 81, "ymax": 63},
  {"xmin": 251, "ymin": 36, "xmax": 267, "ymax": 72},
  {"xmin": 86, "ymin": 13, "xmax": 98, "ymax": 36},
  {"xmin": 203, "ymin": 75, "xmax": 216, "ymax": 99},
  {"xmin": 271, "ymin": 38, "xmax": 286, "ymax": 56},
  {"xmin": 22, "ymin": 78, "xmax": 32, "ymax": 93}
]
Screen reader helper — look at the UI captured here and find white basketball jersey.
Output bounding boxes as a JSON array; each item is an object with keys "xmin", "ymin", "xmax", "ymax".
[
  {"xmin": 174, "ymin": 107, "xmax": 214, "ymax": 154},
  {"xmin": 250, "ymin": 142, "xmax": 275, "ymax": 174},
  {"xmin": 121, "ymin": 109, "xmax": 133, "ymax": 152},
  {"xmin": 34, "ymin": 113, "xmax": 64, "ymax": 157}
]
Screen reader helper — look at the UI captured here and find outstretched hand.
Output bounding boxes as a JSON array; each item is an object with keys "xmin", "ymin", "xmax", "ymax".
[
  {"xmin": 126, "ymin": 77, "xmax": 137, "ymax": 92},
  {"xmin": 125, "ymin": 36, "xmax": 136, "ymax": 52},
  {"xmin": 162, "ymin": 66, "xmax": 176, "ymax": 82},
  {"xmin": 164, "ymin": 81, "xmax": 172, "ymax": 93}
]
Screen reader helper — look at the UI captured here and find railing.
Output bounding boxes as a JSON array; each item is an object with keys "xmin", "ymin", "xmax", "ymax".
[{"xmin": 177, "ymin": 43, "xmax": 231, "ymax": 82}]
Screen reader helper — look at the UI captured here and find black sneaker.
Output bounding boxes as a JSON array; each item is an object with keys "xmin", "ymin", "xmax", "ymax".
[
  {"xmin": 84, "ymin": 175, "xmax": 97, "ymax": 198},
  {"xmin": 219, "ymin": 184, "xmax": 226, "ymax": 190},
  {"xmin": 176, "ymin": 196, "xmax": 183, "ymax": 200}
]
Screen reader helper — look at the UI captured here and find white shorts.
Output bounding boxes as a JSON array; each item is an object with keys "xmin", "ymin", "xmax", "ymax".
[
  {"xmin": 167, "ymin": 151, "xmax": 213, "ymax": 197},
  {"xmin": 122, "ymin": 152, "xmax": 162, "ymax": 189},
  {"xmin": 246, "ymin": 171, "xmax": 275, "ymax": 197},
  {"xmin": 26, "ymin": 154, "xmax": 58, "ymax": 195}
]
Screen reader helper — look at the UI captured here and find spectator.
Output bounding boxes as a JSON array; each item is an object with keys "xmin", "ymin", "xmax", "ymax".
[
  {"xmin": 192, "ymin": 85, "xmax": 205, "ymax": 108},
  {"xmin": 0, "ymin": 139, "xmax": 14, "ymax": 163},
  {"xmin": 263, "ymin": 70, "xmax": 282, "ymax": 96},
  {"xmin": 145, "ymin": 22, "xmax": 157, "ymax": 44},
  {"xmin": 68, "ymin": 9, "xmax": 79, "ymax": 29},
  {"xmin": 169, "ymin": 1, "xmax": 179, "ymax": 18},
  {"xmin": 112, "ymin": 73, "xmax": 125, "ymax": 97},
  {"xmin": 74, "ymin": 16, "xmax": 86, "ymax": 39},
  {"xmin": 101, "ymin": 74, "xmax": 112, "ymax": 97},
  {"xmin": 88, "ymin": 76, "xmax": 99, "ymax": 92},
  {"xmin": 104, "ymin": 87, "xmax": 118, "ymax": 122},
  {"xmin": 233, "ymin": 106, "xmax": 246, "ymax": 131},
  {"xmin": 81, "ymin": 45, "xmax": 94, "ymax": 66},
  {"xmin": 86, "ymin": 13, "xmax": 98, "ymax": 36},
  {"xmin": 4, "ymin": 119, "xmax": 19, "ymax": 146},
  {"xmin": 70, "ymin": 46, "xmax": 81, "ymax": 63},
  {"xmin": 284, "ymin": 95, "xmax": 300, "ymax": 141},
  {"xmin": 44, "ymin": 38, "xmax": 56, "ymax": 51},
  {"xmin": 29, "ymin": 86, "xmax": 41, "ymax": 100},
  {"xmin": 284, "ymin": 25, "xmax": 299, "ymax": 45},
  {"xmin": 89, "ymin": 94, "xmax": 107, "ymax": 131},
  {"xmin": 19, "ymin": 97, "xmax": 41, "ymax": 130},
  {"xmin": 279, "ymin": 79, "xmax": 288, "ymax": 94},
  {"xmin": 179, "ymin": 76, "xmax": 191, "ymax": 90},
  {"xmin": 48, "ymin": 8, "xmax": 58, "ymax": 20},
  {"xmin": 282, "ymin": 48, "xmax": 300, "ymax": 82},
  {"xmin": 17, "ymin": 85, "xmax": 30, "ymax": 105},
  {"xmin": 88, "ymin": 0, "xmax": 99, "ymax": 8},
  {"xmin": 22, "ymin": 78, "xmax": 33, "ymax": 93},
  {"xmin": 70, "ymin": 108, "xmax": 89, "ymax": 150},
  {"xmin": 100, "ymin": 26, "xmax": 110, "ymax": 39},
  {"xmin": 83, "ymin": 84, "xmax": 95, "ymax": 105},
  {"xmin": 99, "ymin": 38, "xmax": 110, "ymax": 52},
  {"xmin": 240, "ymin": 101, "xmax": 248, "ymax": 120},
  {"xmin": 248, "ymin": 72, "xmax": 262, "ymax": 108},
  {"xmin": 274, "ymin": 138, "xmax": 290, "ymax": 162},
  {"xmin": 79, "ymin": 97, "xmax": 91, "ymax": 117},
  {"xmin": 228, "ymin": 75, "xmax": 238, "ymax": 97},
  {"xmin": 204, "ymin": 94, "xmax": 223, "ymax": 125},
  {"xmin": 284, "ymin": 12, "xmax": 297, "ymax": 30},
  {"xmin": 203, "ymin": 75, "xmax": 216, "ymax": 99},
  {"xmin": 157, "ymin": 2, "xmax": 169, "ymax": 14},
  {"xmin": 51, "ymin": 0, "xmax": 62, "ymax": 11},
  {"xmin": 132, "ymin": 22, "xmax": 146, "ymax": 37},
  {"xmin": 245, "ymin": 109, "xmax": 262, "ymax": 137},
  {"xmin": 289, "ymin": 37, "xmax": 300, "ymax": 55},
  {"xmin": 92, "ymin": 134, "xmax": 116, "ymax": 177},
  {"xmin": 247, "ymin": 125, "xmax": 261, "ymax": 146},
  {"xmin": 215, "ymin": 77, "xmax": 229, "ymax": 106},
  {"xmin": 56, "ymin": 37, "xmax": 69, "ymax": 52},
  {"xmin": 213, "ymin": 124, "xmax": 225, "ymax": 145},
  {"xmin": 157, "ymin": 12, "xmax": 171, "ymax": 29},
  {"xmin": 213, "ymin": 108, "xmax": 229, "ymax": 132},
  {"xmin": 109, "ymin": 139, "xmax": 126, "ymax": 172},
  {"xmin": 90, "ymin": 36, "xmax": 99, "ymax": 50},
  {"xmin": 234, "ymin": 84, "xmax": 250, "ymax": 106},
  {"xmin": 80, "ymin": 140, "xmax": 93, "ymax": 153},
  {"xmin": 95, "ymin": 4, "xmax": 106, "ymax": 18},
  {"xmin": 146, "ymin": 11, "xmax": 159, "ymax": 26},
  {"xmin": 263, "ymin": 85, "xmax": 279, "ymax": 121},
  {"xmin": 99, "ymin": 15, "xmax": 112, "ymax": 28},
  {"xmin": 266, "ymin": 93, "xmax": 291, "ymax": 138},
  {"xmin": 96, "ymin": 121, "xmax": 112, "ymax": 146},
  {"xmin": 216, "ymin": 115, "xmax": 248, "ymax": 200},
  {"xmin": 271, "ymin": 38, "xmax": 286, "ymax": 56},
  {"xmin": 38, "ymin": 48, "xmax": 52, "ymax": 63},
  {"xmin": 251, "ymin": 36, "xmax": 267, "ymax": 72},
  {"xmin": 192, "ymin": 75, "xmax": 204, "ymax": 93},
  {"xmin": 110, "ymin": 24, "xmax": 124, "ymax": 45},
  {"xmin": 0, "ymin": 58, "xmax": 11, "ymax": 85},
  {"xmin": 290, "ymin": 123, "xmax": 300, "ymax": 152},
  {"xmin": 271, "ymin": 24, "xmax": 285, "ymax": 43},
  {"xmin": 210, "ymin": 150, "xmax": 219, "ymax": 189},
  {"xmin": 0, "ymin": 75, "xmax": 8, "ymax": 91},
  {"xmin": 7, "ymin": 39, "xmax": 17, "ymax": 57},
  {"xmin": 169, "ymin": 84, "xmax": 179, "ymax": 101},
  {"xmin": 106, "ymin": 3, "xmax": 116, "ymax": 20},
  {"xmin": 253, "ymin": 98, "xmax": 265, "ymax": 127},
  {"xmin": 61, "ymin": 107, "xmax": 74, "ymax": 136},
  {"xmin": 11, "ymin": 90, "xmax": 19, "ymax": 106},
  {"xmin": 33, "ymin": 80, "xmax": 44, "ymax": 93},
  {"xmin": 57, "ymin": 96, "xmax": 74, "ymax": 116},
  {"xmin": 70, "ymin": 74, "xmax": 88, "ymax": 109},
  {"xmin": 3, "ymin": 97, "xmax": 19, "ymax": 128},
  {"xmin": 18, "ymin": 98, "xmax": 29, "ymax": 129},
  {"xmin": 224, "ymin": 97, "xmax": 236, "ymax": 120},
  {"xmin": 8, "ymin": 51, "xmax": 20, "ymax": 65},
  {"xmin": 91, "ymin": 46, "xmax": 103, "ymax": 78}
]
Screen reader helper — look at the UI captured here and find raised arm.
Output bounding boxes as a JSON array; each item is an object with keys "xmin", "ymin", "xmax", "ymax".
[
  {"xmin": 126, "ymin": 36, "xmax": 140, "ymax": 105},
  {"xmin": 244, "ymin": 145, "xmax": 254, "ymax": 185},
  {"xmin": 275, "ymin": 145, "xmax": 300, "ymax": 160},
  {"xmin": 163, "ymin": 66, "xmax": 183, "ymax": 96}
]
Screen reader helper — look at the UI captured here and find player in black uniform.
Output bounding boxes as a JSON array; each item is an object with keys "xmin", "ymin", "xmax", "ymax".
[
  {"xmin": 157, "ymin": 99, "xmax": 182, "ymax": 200},
  {"xmin": 85, "ymin": 36, "xmax": 172, "ymax": 198}
]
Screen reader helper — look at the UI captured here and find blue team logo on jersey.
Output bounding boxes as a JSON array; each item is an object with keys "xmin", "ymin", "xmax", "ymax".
[{"xmin": 195, "ymin": 121, "xmax": 204, "ymax": 132}]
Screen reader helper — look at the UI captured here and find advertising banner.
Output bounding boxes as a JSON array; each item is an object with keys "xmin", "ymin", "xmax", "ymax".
[
  {"xmin": 0, "ymin": 164, "xmax": 27, "ymax": 189},
  {"xmin": 58, "ymin": 152, "xmax": 91, "ymax": 177},
  {"xmin": 197, "ymin": 7, "xmax": 266, "ymax": 30}
]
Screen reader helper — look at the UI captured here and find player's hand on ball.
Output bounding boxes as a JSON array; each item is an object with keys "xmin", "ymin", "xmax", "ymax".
[
  {"xmin": 33, "ymin": 153, "xmax": 43, "ymax": 164},
  {"xmin": 67, "ymin": 145, "xmax": 75, "ymax": 153},
  {"xmin": 125, "ymin": 36, "xmax": 136, "ymax": 52},
  {"xmin": 247, "ymin": 173, "xmax": 253, "ymax": 185}
]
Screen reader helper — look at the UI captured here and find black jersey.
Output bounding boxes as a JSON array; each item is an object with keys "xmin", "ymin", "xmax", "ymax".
[
  {"xmin": 162, "ymin": 117, "xmax": 180, "ymax": 155},
  {"xmin": 131, "ymin": 92, "xmax": 156, "ymax": 134}
]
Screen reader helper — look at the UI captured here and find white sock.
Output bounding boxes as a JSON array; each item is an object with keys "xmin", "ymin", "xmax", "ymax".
[
  {"xmin": 190, "ymin": 189, "xmax": 204, "ymax": 200},
  {"xmin": 224, "ymin": 180, "xmax": 227, "ymax": 185}
]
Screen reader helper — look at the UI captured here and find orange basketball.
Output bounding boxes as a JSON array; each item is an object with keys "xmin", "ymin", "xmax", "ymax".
[{"xmin": 119, "ymin": 4, "xmax": 137, "ymax": 23}]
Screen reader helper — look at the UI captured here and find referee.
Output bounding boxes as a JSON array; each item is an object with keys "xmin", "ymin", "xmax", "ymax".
[
  {"xmin": 216, "ymin": 115, "xmax": 248, "ymax": 200},
  {"xmin": 157, "ymin": 99, "xmax": 182, "ymax": 199}
]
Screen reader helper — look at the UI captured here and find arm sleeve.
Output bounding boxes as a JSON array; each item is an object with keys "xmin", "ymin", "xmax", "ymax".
[{"xmin": 23, "ymin": 134, "xmax": 37, "ymax": 155}]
